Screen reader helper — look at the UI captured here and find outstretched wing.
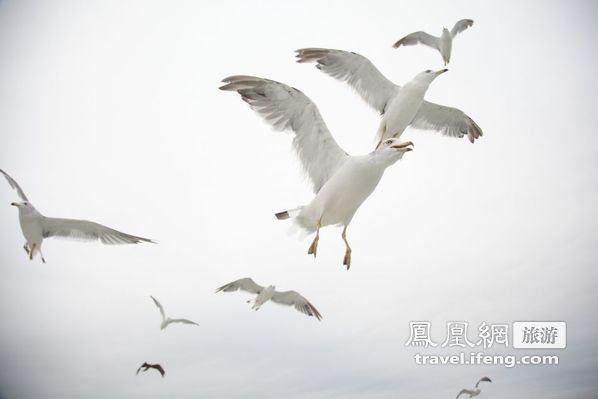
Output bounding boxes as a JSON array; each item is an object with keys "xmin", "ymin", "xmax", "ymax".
[
  {"xmin": 0, "ymin": 169, "xmax": 29, "ymax": 201},
  {"xmin": 40, "ymin": 217, "xmax": 154, "ymax": 244},
  {"xmin": 135, "ymin": 363, "xmax": 146, "ymax": 375},
  {"xmin": 153, "ymin": 364, "xmax": 165, "ymax": 377},
  {"xmin": 475, "ymin": 376, "xmax": 492, "ymax": 387},
  {"xmin": 411, "ymin": 101, "xmax": 483, "ymax": 143},
  {"xmin": 393, "ymin": 31, "xmax": 440, "ymax": 51},
  {"xmin": 296, "ymin": 48, "xmax": 399, "ymax": 114},
  {"xmin": 451, "ymin": 19, "xmax": 474, "ymax": 38},
  {"xmin": 271, "ymin": 290, "xmax": 322, "ymax": 320},
  {"xmin": 150, "ymin": 296, "xmax": 166, "ymax": 321},
  {"xmin": 456, "ymin": 389, "xmax": 474, "ymax": 399},
  {"xmin": 169, "ymin": 318, "xmax": 198, "ymax": 326},
  {"xmin": 216, "ymin": 278, "xmax": 264, "ymax": 294},
  {"xmin": 220, "ymin": 75, "xmax": 348, "ymax": 193}
]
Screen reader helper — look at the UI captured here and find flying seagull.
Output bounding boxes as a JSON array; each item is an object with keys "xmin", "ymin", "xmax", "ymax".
[
  {"xmin": 456, "ymin": 376, "xmax": 492, "ymax": 398},
  {"xmin": 216, "ymin": 277, "xmax": 322, "ymax": 320},
  {"xmin": 295, "ymin": 48, "xmax": 482, "ymax": 144},
  {"xmin": 150, "ymin": 296, "xmax": 198, "ymax": 330},
  {"xmin": 0, "ymin": 168, "xmax": 154, "ymax": 263},
  {"xmin": 136, "ymin": 362, "xmax": 165, "ymax": 378},
  {"xmin": 393, "ymin": 19, "xmax": 474, "ymax": 65},
  {"xmin": 220, "ymin": 76, "xmax": 413, "ymax": 269}
]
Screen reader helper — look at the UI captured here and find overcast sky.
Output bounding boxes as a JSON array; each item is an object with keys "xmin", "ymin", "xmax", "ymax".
[{"xmin": 1, "ymin": 0, "xmax": 597, "ymax": 398}]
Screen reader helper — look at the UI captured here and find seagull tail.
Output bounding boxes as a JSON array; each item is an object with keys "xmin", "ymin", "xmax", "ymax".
[{"xmin": 275, "ymin": 207, "xmax": 303, "ymax": 220}]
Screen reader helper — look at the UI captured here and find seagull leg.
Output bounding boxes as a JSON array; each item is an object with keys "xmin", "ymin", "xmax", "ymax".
[
  {"xmin": 307, "ymin": 219, "xmax": 321, "ymax": 258},
  {"xmin": 342, "ymin": 226, "xmax": 352, "ymax": 270},
  {"xmin": 29, "ymin": 243, "xmax": 36, "ymax": 261},
  {"xmin": 23, "ymin": 243, "xmax": 29, "ymax": 254}
]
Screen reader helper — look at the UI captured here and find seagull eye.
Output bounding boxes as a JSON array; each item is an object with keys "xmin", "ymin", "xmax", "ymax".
[
  {"xmin": 425, "ymin": 69, "xmax": 431, "ymax": 73},
  {"xmin": 385, "ymin": 140, "xmax": 393, "ymax": 146}
]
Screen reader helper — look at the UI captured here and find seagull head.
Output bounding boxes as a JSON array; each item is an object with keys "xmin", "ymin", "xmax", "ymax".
[
  {"xmin": 375, "ymin": 138, "xmax": 414, "ymax": 164},
  {"xmin": 414, "ymin": 68, "xmax": 448, "ymax": 85},
  {"xmin": 10, "ymin": 201, "xmax": 34, "ymax": 211}
]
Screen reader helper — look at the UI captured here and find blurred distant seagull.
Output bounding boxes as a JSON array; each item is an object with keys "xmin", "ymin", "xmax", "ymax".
[
  {"xmin": 393, "ymin": 19, "xmax": 474, "ymax": 65},
  {"xmin": 150, "ymin": 296, "xmax": 198, "ymax": 330},
  {"xmin": 296, "ymin": 48, "xmax": 482, "ymax": 144},
  {"xmin": 1, "ymin": 169, "xmax": 154, "ymax": 263},
  {"xmin": 220, "ymin": 76, "xmax": 413, "ymax": 269},
  {"xmin": 136, "ymin": 362, "xmax": 165, "ymax": 378},
  {"xmin": 216, "ymin": 278, "xmax": 322, "ymax": 320},
  {"xmin": 456, "ymin": 376, "xmax": 492, "ymax": 398}
]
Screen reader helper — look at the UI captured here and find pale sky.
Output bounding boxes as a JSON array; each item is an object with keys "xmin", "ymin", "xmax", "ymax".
[{"xmin": 1, "ymin": 1, "xmax": 597, "ymax": 398}]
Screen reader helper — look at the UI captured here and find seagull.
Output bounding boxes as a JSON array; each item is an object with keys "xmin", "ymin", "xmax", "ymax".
[
  {"xmin": 0, "ymin": 169, "xmax": 154, "ymax": 263},
  {"xmin": 220, "ymin": 76, "xmax": 413, "ymax": 269},
  {"xmin": 136, "ymin": 362, "xmax": 165, "ymax": 378},
  {"xmin": 150, "ymin": 296, "xmax": 198, "ymax": 330},
  {"xmin": 456, "ymin": 376, "xmax": 492, "ymax": 398},
  {"xmin": 393, "ymin": 19, "xmax": 474, "ymax": 65},
  {"xmin": 295, "ymin": 48, "xmax": 482, "ymax": 144},
  {"xmin": 216, "ymin": 278, "xmax": 322, "ymax": 320}
]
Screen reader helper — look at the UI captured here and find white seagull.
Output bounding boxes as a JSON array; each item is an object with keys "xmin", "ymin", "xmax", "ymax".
[
  {"xmin": 220, "ymin": 76, "xmax": 413, "ymax": 269},
  {"xmin": 393, "ymin": 19, "xmax": 474, "ymax": 65},
  {"xmin": 150, "ymin": 296, "xmax": 198, "ymax": 330},
  {"xmin": 295, "ymin": 48, "xmax": 482, "ymax": 144},
  {"xmin": 216, "ymin": 278, "xmax": 322, "ymax": 320},
  {"xmin": 1, "ymin": 168, "xmax": 154, "ymax": 263},
  {"xmin": 456, "ymin": 376, "xmax": 492, "ymax": 398}
]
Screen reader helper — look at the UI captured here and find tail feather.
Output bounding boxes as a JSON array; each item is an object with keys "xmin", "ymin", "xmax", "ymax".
[{"xmin": 275, "ymin": 207, "xmax": 302, "ymax": 220}]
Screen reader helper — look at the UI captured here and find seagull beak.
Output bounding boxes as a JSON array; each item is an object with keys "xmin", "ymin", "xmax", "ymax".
[
  {"xmin": 436, "ymin": 68, "xmax": 449, "ymax": 75},
  {"xmin": 391, "ymin": 141, "xmax": 414, "ymax": 152}
]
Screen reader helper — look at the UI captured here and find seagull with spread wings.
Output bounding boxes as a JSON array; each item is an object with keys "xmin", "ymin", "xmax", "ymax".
[
  {"xmin": 150, "ymin": 296, "xmax": 198, "ymax": 330},
  {"xmin": 393, "ymin": 19, "xmax": 474, "ymax": 65},
  {"xmin": 1, "ymin": 169, "xmax": 154, "ymax": 263},
  {"xmin": 296, "ymin": 48, "xmax": 482, "ymax": 145},
  {"xmin": 220, "ymin": 76, "xmax": 413, "ymax": 269},
  {"xmin": 136, "ymin": 362, "xmax": 165, "ymax": 378},
  {"xmin": 216, "ymin": 278, "xmax": 322, "ymax": 320},
  {"xmin": 456, "ymin": 376, "xmax": 492, "ymax": 398}
]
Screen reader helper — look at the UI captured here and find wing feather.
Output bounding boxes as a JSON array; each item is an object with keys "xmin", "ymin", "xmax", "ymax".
[
  {"xmin": 220, "ymin": 75, "xmax": 347, "ymax": 193},
  {"xmin": 456, "ymin": 389, "xmax": 474, "ymax": 399},
  {"xmin": 295, "ymin": 48, "xmax": 399, "ymax": 114},
  {"xmin": 451, "ymin": 19, "xmax": 474, "ymax": 38},
  {"xmin": 393, "ymin": 31, "xmax": 440, "ymax": 50},
  {"xmin": 40, "ymin": 217, "xmax": 154, "ymax": 244},
  {"xmin": 216, "ymin": 278, "xmax": 264, "ymax": 294},
  {"xmin": 150, "ymin": 296, "xmax": 166, "ymax": 321},
  {"xmin": 170, "ymin": 318, "xmax": 198, "ymax": 326},
  {"xmin": 0, "ymin": 169, "xmax": 29, "ymax": 201},
  {"xmin": 271, "ymin": 290, "xmax": 322, "ymax": 320},
  {"xmin": 411, "ymin": 101, "xmax": 483, "ymax": 143}
]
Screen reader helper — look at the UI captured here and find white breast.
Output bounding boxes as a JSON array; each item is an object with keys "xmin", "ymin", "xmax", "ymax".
[
  {"xmin": 379, "ymin": 84, "xmax": 426, "ymax": 141},
  {"xmin": 19, "ymin": 212, "xmax": 44, "ymax": 244},
  {"xmin": 303, "ymin": 156, "xmax": 386, "ymax": 228}
]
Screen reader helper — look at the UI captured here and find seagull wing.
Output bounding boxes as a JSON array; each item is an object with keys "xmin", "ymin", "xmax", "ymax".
[
  {"xmin": 393, "ymin": 31, "xmax": 440, "ymax": 50},
  {"xmin": 456, "ymin": 389, "xmax": 474, "ymax": 399},
  {"xmin": 296, "ymin": 48, "xmax": 399, "ymax": 115},
  {"xmin": 410, "ymin": 101, "xmax": 483, "ymax": 143},
  {"xmin": 40, "ymin": 217, "xmax": 154, "ymax": 244},
  {"xmin": 0, "ymin": 169, "xmax": 29, "ymax": 201},
  {"xmin": 271, "ymin": 290, "xmax": 322, "ymax": 320},
  {"xmin": 216, "ymin": 278, "xmax": 264, "ymax": 294},
  {"xmin": 136, "ymin": 363, "xmax": 146, "ymax": 375},
  {"xmin": 475, "ymin": 376, "xmax": 492, "ymax": 387},
  {"xmin": 220, "ymin": 75, "xmax": 347, "ymax": 193},
  {"xmin": 150, "ymin": 296, "xmax": 166, "ymax": 321},
  {"xmin": 451, "ymin": 19, "xmax": 474, "ymax": 38},
  {"xmin": 153, "ymin": 364, "xmax": 165, "ymax": 377},
  {"xmin": 169, "ymin": 318, "xmax": 198, "ymax": 326}
]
